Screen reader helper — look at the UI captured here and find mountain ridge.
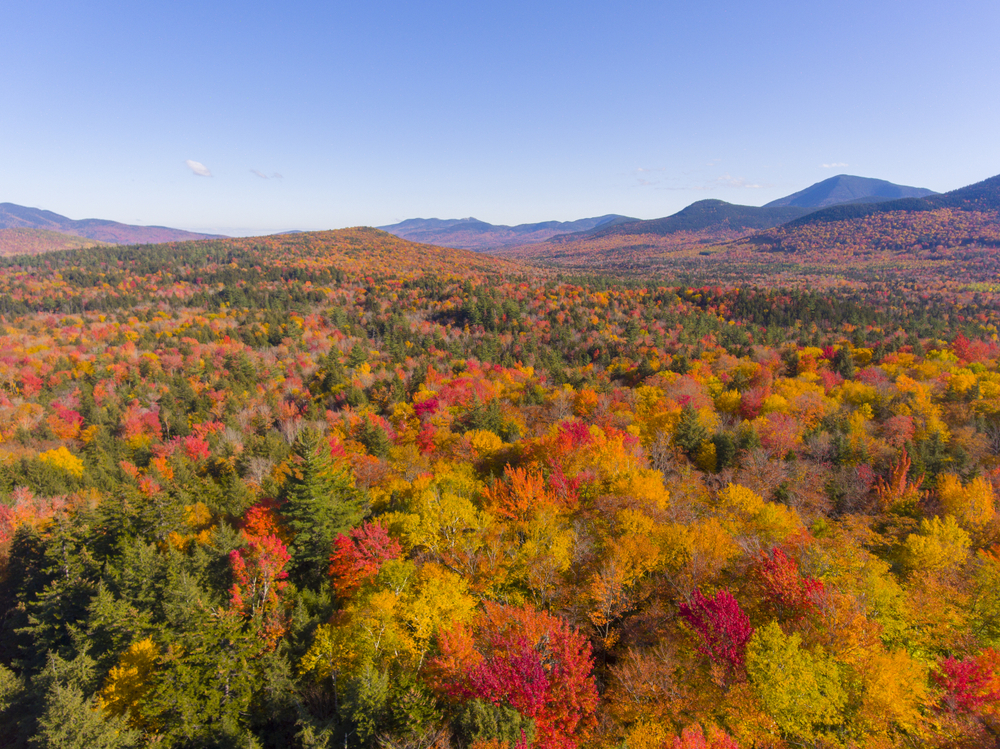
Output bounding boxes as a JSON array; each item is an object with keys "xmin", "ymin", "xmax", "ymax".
[
  {"xmin": 0, "ymin": 202, "xmax": 225, "ymax": 245},
  {"xmin": 549, "ymin": 200, "xmax": 814, "ymax": 244},
  {"xmin": 378, "ymin": 214, "xmax": 635, "ymax": 251},
  {"xmin": 496, "ymin": 172, "xmax": 1000, "ymax": 271}
]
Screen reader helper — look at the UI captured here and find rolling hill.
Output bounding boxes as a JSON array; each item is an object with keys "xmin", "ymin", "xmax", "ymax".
[
  {"xmin": 0, "ymin": 202, "xmax": 224, "ymax": 245},
  {"xmin": 378, "ymin": 214, "xmax": 634, "ymax": 251}
]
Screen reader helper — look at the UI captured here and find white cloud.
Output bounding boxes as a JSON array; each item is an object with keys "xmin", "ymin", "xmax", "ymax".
[
  {"xmin": 251, "ymin": 169, "xmax": 268, "ymax": 179},
  {"xmin": 186, "ymin": 160, "xmax": 212, "ymax": 177},
  {"xmin": 821, "ymin": 162, "xmax": 849, "ymax": 169}
]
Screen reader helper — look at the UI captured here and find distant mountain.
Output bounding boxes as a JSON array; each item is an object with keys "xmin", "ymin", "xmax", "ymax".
[
  {"xmin": 776, "ymin": 174, "xmax": 1000, "ymax": 230},
  {"xmin": 498, "ymin": 174, "xmax": 998, "ymax": 271},
  {"xmin": 0, "ymin": 203, "xmax": 224, "ymax": 245},
  {"xmin": 548, "ymin": 200, "xmax": 814, "ymax": 244},
  {"xmin": 765, "ymin": 174, "xmax": 938, "ymax": 209},
  {"xmin": 378, "ymin": 215, "xmax": 634, "ymax": 251},
  {"xmin": 497, "ymin": 200, "xmax": 813, "ymax": 268},
  {"xmin": 547, "ymin": 177, "xmax": 935, "ymax": 247},
  {"xmin": 744, "ymin": 173, "xmax": 1000, "ymax": 258}
]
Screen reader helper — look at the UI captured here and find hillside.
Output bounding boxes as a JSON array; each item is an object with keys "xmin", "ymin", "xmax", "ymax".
[
  {"xmin": 0, "ymin": 202, "xmax": 224, "ymax": 246},
  {"xmin": 764, "ymin": 174, "xmax": 937, "ymax": 208},
  {"xmin": 0, "ymin": 227, "xmax": 110, "ymax": 255},
  {"xmin": 378, "ymin": 214, "xmax": 634, "ymax": 250}
]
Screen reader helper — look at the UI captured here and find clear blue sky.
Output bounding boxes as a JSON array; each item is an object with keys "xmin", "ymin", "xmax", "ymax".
[{"xmin": 3, "ymin": 0, "xmax": 999, "ymax": 235}]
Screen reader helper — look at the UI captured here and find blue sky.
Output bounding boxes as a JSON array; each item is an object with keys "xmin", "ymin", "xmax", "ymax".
[{"xmin": 3, "ymin": 0, "xmax": 999, "ymax": 235}]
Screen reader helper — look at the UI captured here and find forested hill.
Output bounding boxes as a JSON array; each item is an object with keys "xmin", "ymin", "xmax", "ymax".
[{"xmin": 0, "ymin": 202, "xmax": 224, "ymax": 245}]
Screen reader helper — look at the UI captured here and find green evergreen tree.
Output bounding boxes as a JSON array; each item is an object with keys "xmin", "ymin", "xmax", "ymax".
[
  {"xmin": 454, "ymin": 698, "xmax": 534, "ymax": 748},
  {"xmin": 283, "ymin": 428, "xmax": 365, "ymax": 588},
  {"xmin": 674, "ymin": 405, "xmax": 708, "ymax": 458},
  {"xmin": 712, "ymin": 432, "xmax": 738, "ymax": 471},
  {"xmin": 31, "ymin": 680, "xmax": 140, "ymax": 749},
  {"xmin": 832, "ymin": 347, "xmax": 855, "ymax": 379},
  {"xmin": 142, "ymin": 600, "xmax": 276, "ymax": 748},
  {"xmin": 14, "ymin": 516, "xmax": 100, "ymax": 673}
]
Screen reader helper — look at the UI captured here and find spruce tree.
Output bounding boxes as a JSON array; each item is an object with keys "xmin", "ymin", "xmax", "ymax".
[
  {"xmin": 674, "ymin": 404, "xmax": 708, "ymax": 458},
  {"xmin": 283, "ymin": 428, "xmax": 365, "ymax": 588}
]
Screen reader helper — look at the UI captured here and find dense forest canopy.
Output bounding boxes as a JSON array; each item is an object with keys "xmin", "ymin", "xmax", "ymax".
[{"xmin": 3, "ymin": 228, "xmax": 1000, "ymax": 747}]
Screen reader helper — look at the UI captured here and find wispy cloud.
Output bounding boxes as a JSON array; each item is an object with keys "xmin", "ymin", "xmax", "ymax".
[
  {"xmin": 185, "ymin": 160, "xmax": 212, "ymax": 177},
  {"xmin": 821, "ymin": 162, "xmax": 848, "ymax": 169},
  {"xmin": 251, "ymin": 169, "xmax": 284, "ymax": 179}
]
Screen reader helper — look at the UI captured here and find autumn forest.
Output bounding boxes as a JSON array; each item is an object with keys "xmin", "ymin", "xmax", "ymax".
[{"xmin": 4, "ymin": 175, "xmax": 1000, "ymax": 749}]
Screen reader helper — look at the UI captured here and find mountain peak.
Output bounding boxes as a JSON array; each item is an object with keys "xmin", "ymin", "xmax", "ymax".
[{"xmin": 765, "ymin": 175, "xmax": 937, "ymax": 208}]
